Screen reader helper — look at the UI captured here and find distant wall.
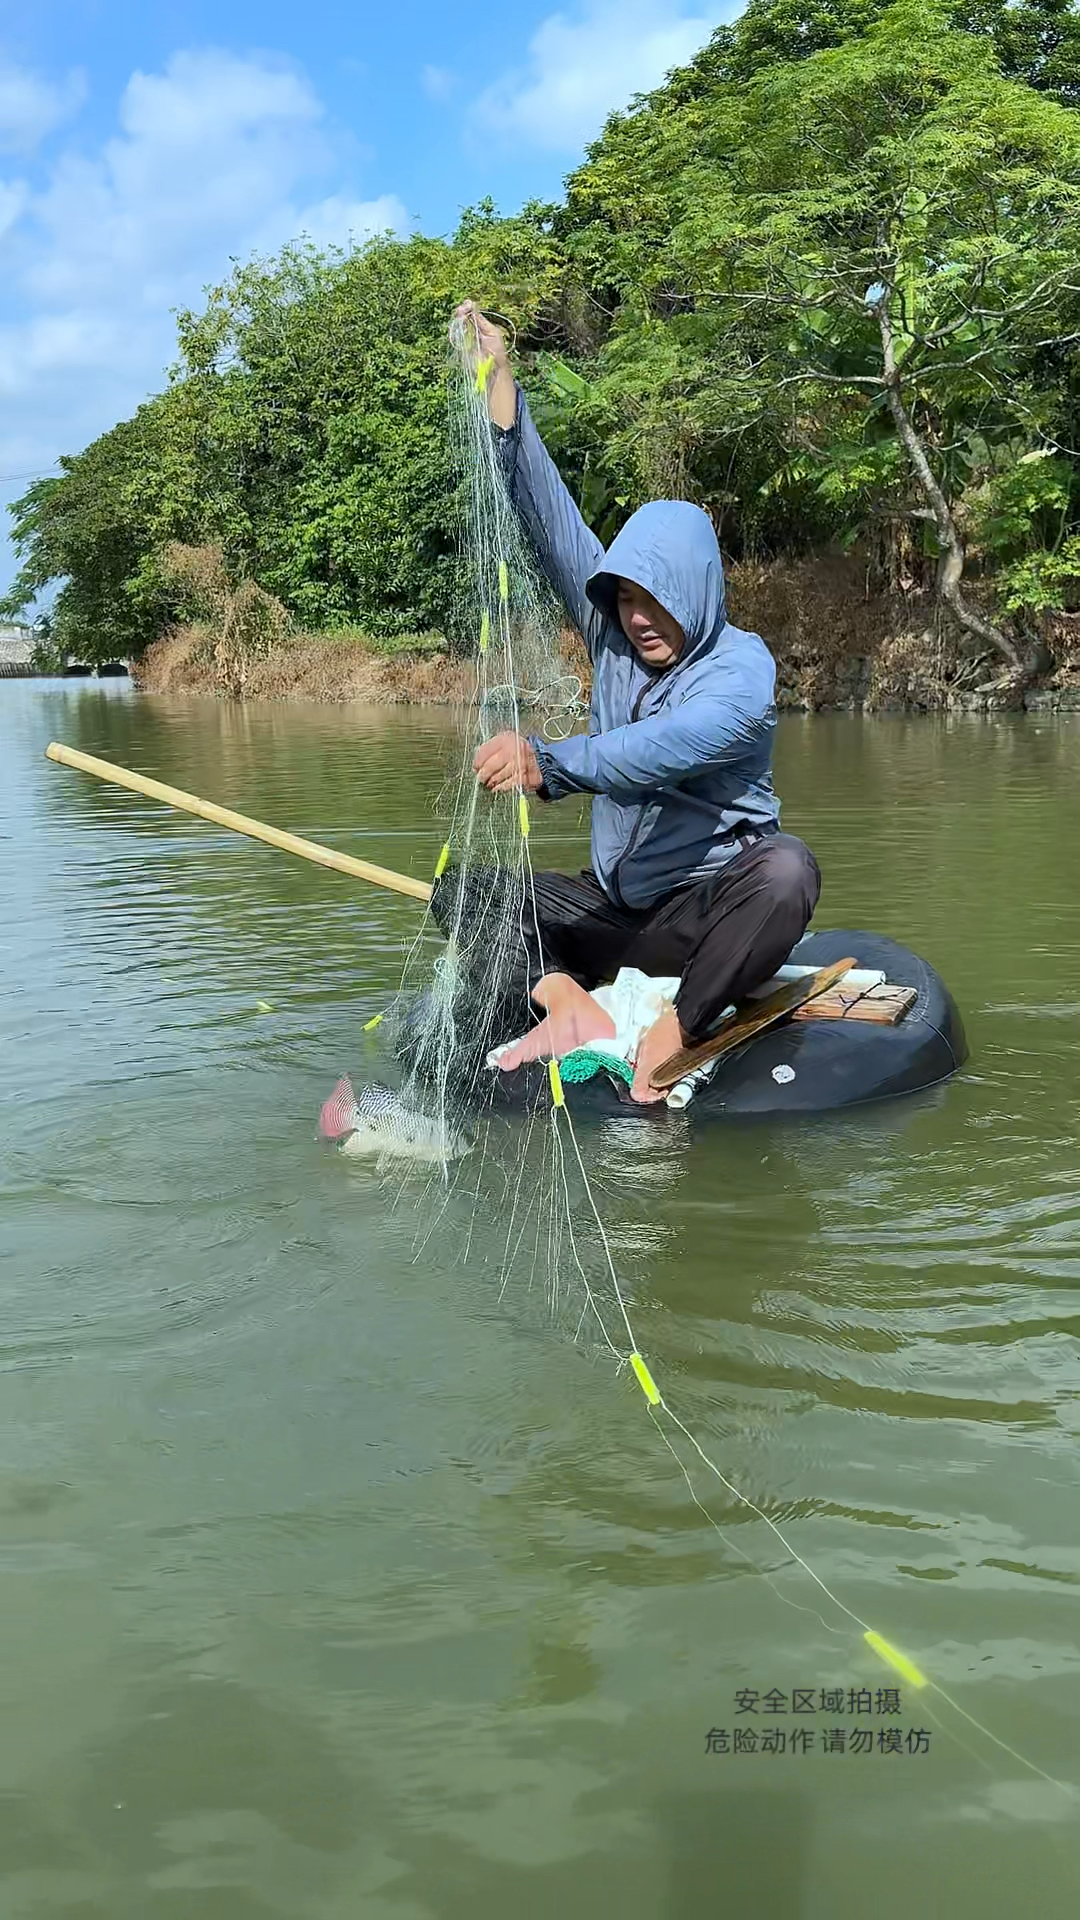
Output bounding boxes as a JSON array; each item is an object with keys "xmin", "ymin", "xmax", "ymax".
[
  {"xmin": 0, "ymin": 628, "xmax": 130, "ymax": 678},
  {"xmin": 0, "ymin": 629, "xmax": 34, "ymax": 676}
]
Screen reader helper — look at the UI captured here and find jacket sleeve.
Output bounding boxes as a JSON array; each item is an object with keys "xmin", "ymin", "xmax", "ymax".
[
  {"xmin": 495, "ymin": 385, "xmax": 605, "ymax": 645},
  {"xmin": 530, "ymin": 674, "xmax": 775, "ymax": 803}
]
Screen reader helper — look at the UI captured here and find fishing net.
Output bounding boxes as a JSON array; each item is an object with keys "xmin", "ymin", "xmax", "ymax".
[
  {"xmin": 386, "ymin": 317, "xmax": 584, "ymax": 1133},
  {"xmin": 328, "ymin": 313, "xmax": 651, "ymax": 1354},
  {"xmin": 322, "ymin": 318, "xmax": 1075, "ymax": 1801}
]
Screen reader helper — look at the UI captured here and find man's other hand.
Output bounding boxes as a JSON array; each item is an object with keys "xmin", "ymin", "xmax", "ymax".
[
  {"xmin": 453, "ymin": 299, "xmax": 516, "ymax": 429},
  {"xmin": 473, "ymin": 731, "xmax": 544, "ymax": 795}
]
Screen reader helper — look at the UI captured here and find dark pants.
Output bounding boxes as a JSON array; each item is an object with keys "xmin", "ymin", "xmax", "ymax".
[{"xmin": 432, "ymin": 833, "xmax": 821, "ymax": 1046}]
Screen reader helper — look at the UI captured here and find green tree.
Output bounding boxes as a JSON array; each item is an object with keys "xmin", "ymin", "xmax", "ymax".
[
  {"xmin": 8, "ymin": 0, "xmax": 1080, "ymax": 671},
  {"xmin": 5, "ymin": 210, "xmax": 561, "ymax": 659},
  {"xmin": 2, "ymin": 386, "xmax": 207, "ymax": 663},
  {"xmin": 709, "ymin": 0, "xmax": 1080, "ymax": 100},
  {"xmin": 554, "ymin": 0, "xmax": 1080, "ymax": 670}
]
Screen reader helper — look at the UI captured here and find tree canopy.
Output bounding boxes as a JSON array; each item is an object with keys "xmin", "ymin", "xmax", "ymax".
[{"xmin": 7, "ymin": 0, "xmax": 1080, "ymax": 671}]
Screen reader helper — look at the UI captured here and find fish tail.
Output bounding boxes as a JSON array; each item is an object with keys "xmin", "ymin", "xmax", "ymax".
[{"xmin": 319, "ymin": 1075, "xmax": 358, "ymax": 1139}]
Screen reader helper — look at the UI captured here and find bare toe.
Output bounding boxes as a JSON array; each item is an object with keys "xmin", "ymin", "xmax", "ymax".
[{"xmin": 630, "ymin": 1077, "xmax": 667, "ymax": 1105}]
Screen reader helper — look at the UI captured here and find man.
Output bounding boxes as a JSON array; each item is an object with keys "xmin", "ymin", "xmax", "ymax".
[{"xmin": 453, "ymin": 301, "xmax": 820, "ymax": 1105}]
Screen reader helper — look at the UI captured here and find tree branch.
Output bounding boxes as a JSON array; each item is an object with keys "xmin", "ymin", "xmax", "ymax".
[{"xmin": 874, "ymin": 290, "xmax": 1019, "ymax": 670}]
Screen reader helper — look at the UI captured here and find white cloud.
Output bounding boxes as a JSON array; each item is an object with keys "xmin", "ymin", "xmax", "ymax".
[
  {"xmin": 421, "ymin": 65, "xmax": 456, "ymax": 103},
  {"xmin": 292, "ymin": 192, "xmax": 408, "ymax": 251},
  {"xmin": 0, "ymin": 177, "xmax": 28, "ymax": 242},
  {"xmin": 472, "ymin": 0, "xmax": 732, "ymax": 153},
  {"xmin": 0, "ymin": 48, "xmax": 409, "ymax": 591},
  {"xmin": 0, "ymin": 59, "xmax": 84, "ymax": 154},
  {"xmin": 24, "ymin": 51, "xmax": 404, "ymax": 306}
]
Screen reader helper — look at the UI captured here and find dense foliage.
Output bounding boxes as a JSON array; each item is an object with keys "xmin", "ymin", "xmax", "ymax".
[{"xmin": 6, "ymin": 0, "xmax": 1080, "ymax": 671}]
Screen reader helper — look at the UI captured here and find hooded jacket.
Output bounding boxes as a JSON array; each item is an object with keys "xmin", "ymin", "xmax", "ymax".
[{"xmin": 497, "ymin": 387, "xmax": 780, "ymax": 910}]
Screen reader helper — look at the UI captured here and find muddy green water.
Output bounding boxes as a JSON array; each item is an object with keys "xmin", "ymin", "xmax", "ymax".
[{"xmin": 2, "ymin": 680, "xmax": 1080, "ymax": 1918}]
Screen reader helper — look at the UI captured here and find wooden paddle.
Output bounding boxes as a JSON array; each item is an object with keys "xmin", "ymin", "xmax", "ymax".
[
  {"xmin": 648, "ymin": 956, "xmax": 857, "ymax": 1091},
  {"xmin": 44, "ymin": 742, "xmax": 435, "ymax": 902}
]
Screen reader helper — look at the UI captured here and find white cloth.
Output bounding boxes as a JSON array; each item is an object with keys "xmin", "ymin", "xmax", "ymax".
[
  {"xmin": 589, "ymin": 968, "xmax": 681, "ymax": 1059},
  {"xmin": 486, "ymin": 966, "xmax": 676, "ymax": 1072},
  {"xmin": 487, "ymin": 967, "xmax": 695, "ymax": 1106}
]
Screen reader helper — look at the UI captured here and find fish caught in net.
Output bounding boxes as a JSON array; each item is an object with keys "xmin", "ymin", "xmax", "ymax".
[{"xmin": 384, "ymin": 330, "xmax": 586, "ymax": 1117}]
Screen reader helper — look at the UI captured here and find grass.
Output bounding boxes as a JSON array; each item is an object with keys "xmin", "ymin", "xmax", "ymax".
[
  {"xmin": 326, "ymin": 626, "xmax": 447, "ymax": 658},
  {"xmin": 135, "ymin": 623, "xmax": 472, "ymax": 704}
]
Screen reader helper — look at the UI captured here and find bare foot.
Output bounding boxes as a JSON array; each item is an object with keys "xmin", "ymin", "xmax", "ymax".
[
  {"xmin": 630, "ymin": 1007, "xmax": 684, "ymax": 1104},
  {"xmin": 497, "ymin": 972, "xmax": 615, "ymax": 1071}
]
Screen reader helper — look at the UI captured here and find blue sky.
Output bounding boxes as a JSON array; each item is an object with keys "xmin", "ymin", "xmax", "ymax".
[{"xmin": 0, "ymin": 0, "xmax": 737, "ymax": 595}]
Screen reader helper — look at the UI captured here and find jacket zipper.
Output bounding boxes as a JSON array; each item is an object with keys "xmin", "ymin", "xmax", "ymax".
[{"xmin": 609, "ymin": 671, "xmax": 670, "ymax": 907}]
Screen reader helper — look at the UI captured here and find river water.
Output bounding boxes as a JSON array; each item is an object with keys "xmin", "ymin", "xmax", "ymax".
[{"xmin": 2, "ymin": 678, "xmax": 1080, "ymax": 1917}]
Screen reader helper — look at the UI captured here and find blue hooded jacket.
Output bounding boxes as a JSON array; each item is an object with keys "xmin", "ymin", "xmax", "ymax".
[{"xmin": 497, "ymin": 387, "xmax": 781, "ymax": 910}]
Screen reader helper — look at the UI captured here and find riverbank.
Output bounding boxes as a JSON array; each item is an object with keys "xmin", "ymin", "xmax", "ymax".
[
  {"xmin": 133, "ymin": 557, "xmax": 1080, "ymax": 712},
  {"xmin": 135, "ymin": 623, "xmax": 478, "ymax": 705}
]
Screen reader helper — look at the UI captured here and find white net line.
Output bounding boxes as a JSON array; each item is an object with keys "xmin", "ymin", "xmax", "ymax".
[{"xmin": 349, "ymin": 322, "xmax": 1073, "ymax": 1799}]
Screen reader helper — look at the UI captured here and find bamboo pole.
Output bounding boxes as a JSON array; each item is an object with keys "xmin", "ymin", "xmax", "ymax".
[{"xmin": 45, "ymin": 742, "xmax": 434, "ymax": 903}]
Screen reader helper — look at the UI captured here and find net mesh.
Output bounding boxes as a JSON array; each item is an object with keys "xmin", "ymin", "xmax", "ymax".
[
  {"xmin": 364, "ymin": 315, "xmax": 636, "ymax": 1346},
  {"xmin": 383, "ymin": 331, "xmax": 567, "ymax": 1104},
  {"xmin": 320, "ymin": 318, "xmax": 1070, "ymax": 1797}
]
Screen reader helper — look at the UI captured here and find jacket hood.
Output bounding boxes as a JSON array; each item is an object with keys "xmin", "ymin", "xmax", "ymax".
[{"xmin": 585, "ymin": 500, "xmax": 727, "ymax": 660}]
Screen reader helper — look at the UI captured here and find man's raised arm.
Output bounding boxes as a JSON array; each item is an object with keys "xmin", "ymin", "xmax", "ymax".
[{"xmin": 454, "ymin": 301, "xmax": 604, "ymax": 645}]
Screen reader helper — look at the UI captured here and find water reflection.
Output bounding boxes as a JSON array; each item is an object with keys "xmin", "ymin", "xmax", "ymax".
[{"xmin": 4, "ymin": 681, "xmax": 1080, "ymax": 1914}]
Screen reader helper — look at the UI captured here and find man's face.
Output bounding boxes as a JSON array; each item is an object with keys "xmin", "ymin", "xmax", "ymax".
[{"xmin": 616, "ymin": 578, "xmax": 685, "ymax": 669}]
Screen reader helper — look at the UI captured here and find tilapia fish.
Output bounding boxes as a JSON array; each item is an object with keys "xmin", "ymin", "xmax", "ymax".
[{"xmin": 318, "ymin": 1076, "xmax": 471, "ymax": 1161}]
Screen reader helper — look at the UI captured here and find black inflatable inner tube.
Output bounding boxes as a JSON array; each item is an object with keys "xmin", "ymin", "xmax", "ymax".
[{"xmin": 399, "ymin": 929, "xmax": 967, "ymax": 1119}]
